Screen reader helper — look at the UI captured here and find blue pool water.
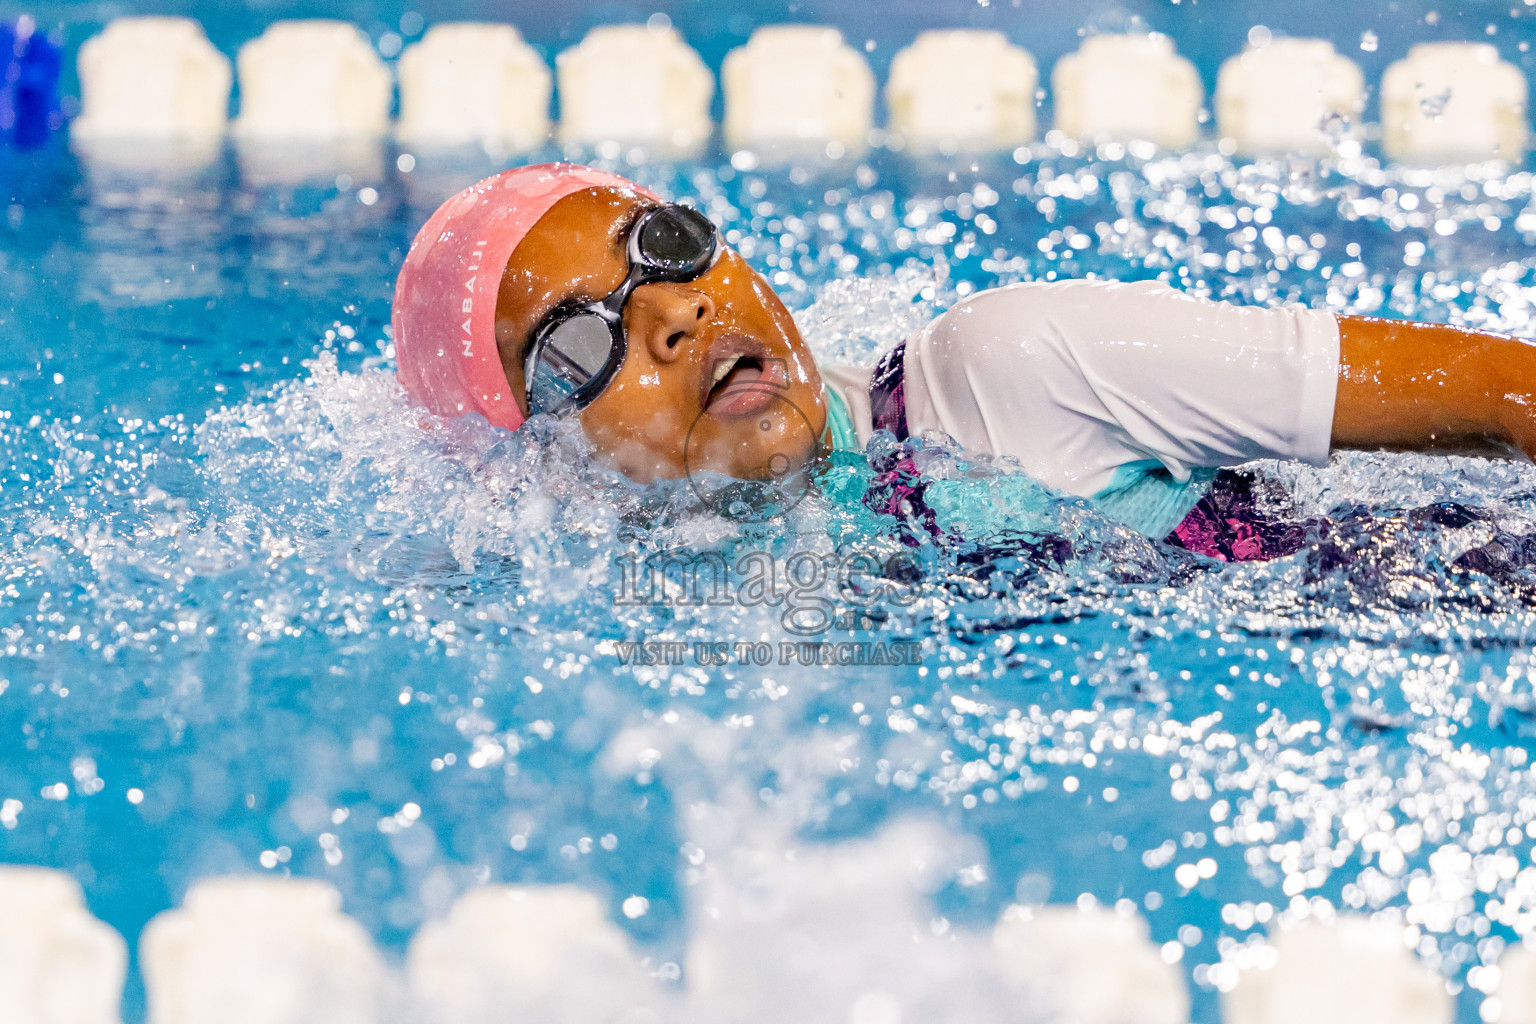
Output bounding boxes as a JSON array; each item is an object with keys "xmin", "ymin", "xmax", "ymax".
[{"xmin": 10, "ymin": 106, "xmax": 1536, "ymax": 1024}]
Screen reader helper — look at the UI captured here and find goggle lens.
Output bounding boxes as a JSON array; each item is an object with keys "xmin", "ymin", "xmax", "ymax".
[
  {"xmin": 636, "ymin": 206, "xmax": 717, "ymax": 276},
  {"xmin": 527, "ymin": 311, "xmax": 614, "ymax": 415}
]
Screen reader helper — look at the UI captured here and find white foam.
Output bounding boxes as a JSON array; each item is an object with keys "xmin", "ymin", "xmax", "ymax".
[
  {"xmin": 794, "ymin": 263, "xmax": 948, "ymax": 367},
  {"xmin": 1052, "ymin": 34, "xmax": 1202, "ymax": 148},
  {"xmin": 1216, "ymin": 38, "xmax": 1364, "ymax": 155},
  {"xmin": 886, "ymin": 30, "xmax": 1037, "ymax": 152},
  {"xmin": 397, "ymin": 24, "xmax": 551, "ymax": 153},
  {"xmin": 556, "ymin": 24, "xmax": 714, "ymax": 154},
  {"xmin": 723, "ymin": 26, "xmax": 875, "ymax": 151},
  {"xmin": 1382, "ymin": 43, "xmax": 1528, "ymax": 164},
  {"xmin": 1256, "ymin": 450, "xmax": 1536, "ymax": 526},
  {"xmin": 0, "ymin": 866, "xmax": 127, "ymax": 1024},
  {"xmin": 993, "ymin": 904, "xmax": 1190, "ymax": 1024},
  {"xmin": 141, "ymin": 876, "xmax": 393, "ymax": 1024},
  {"xmin": 234, "ymin": 21, "xmax": 391, "ymax": 140},
  {"xmin": 73, "ymin": 17, "xmax": 231, "ymax": 142},
  {"xmin": 408, "ymin": 885, "xmax": 667, "ymax": 1022},
  {"xmin": 1222, "ymin": 916, "xmax": 1452, "ymax": 1024}
]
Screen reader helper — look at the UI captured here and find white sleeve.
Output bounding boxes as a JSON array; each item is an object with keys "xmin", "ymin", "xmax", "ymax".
[{"xmin": 901, "ymin": 279, "xmax": 1340, "ymax": 499}]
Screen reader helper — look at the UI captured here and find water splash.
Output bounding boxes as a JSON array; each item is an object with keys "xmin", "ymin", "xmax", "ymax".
[{"xmin": 7, "ymin": 141, "xmax": 1536, "ymax": 1021}]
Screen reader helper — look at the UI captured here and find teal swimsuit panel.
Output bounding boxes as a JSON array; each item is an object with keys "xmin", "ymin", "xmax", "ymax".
[
  {"xmin": 822, "ymin": 386, "xmax": 861, "ymax": 452},
  {"xmin": 1090, "ymin": 461, "xmax": 1217, "ymax": 539},
  {"xmin": 822, "ymin": 386, "xmax": 1211, "ymax": 539}
]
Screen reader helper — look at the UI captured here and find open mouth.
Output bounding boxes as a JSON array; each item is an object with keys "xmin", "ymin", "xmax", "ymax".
[
  {"xmin": 707, "ymin": 353, "xmax": 764, "ymax": 400},
  {"xmin": 704, "ymin": 352, "xmax": 782, "ymax": 415}
]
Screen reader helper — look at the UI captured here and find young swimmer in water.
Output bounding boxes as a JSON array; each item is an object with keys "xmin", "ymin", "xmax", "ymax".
[{"xmin": 393, "ymin": 163, "xmax": 1536, "ymax": 560}]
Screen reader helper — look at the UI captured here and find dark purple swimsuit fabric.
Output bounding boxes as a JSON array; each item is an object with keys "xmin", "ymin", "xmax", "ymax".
[
  {"xmin": 863, "ymin": 343, "xmax": 940, "ymax": 544},
  {"xmin": 867, "ymin": 342, "xmax": 909, "ymax": 443},
  {"xmin": 862, "ymin": 342, "xmax": 1309, "ymax": 561}
]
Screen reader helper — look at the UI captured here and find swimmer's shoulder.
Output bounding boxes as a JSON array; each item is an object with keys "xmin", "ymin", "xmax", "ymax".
[
  {"xmin": 941, "ymin": 277, "xmax": 1175, "ymax": 319},
  {"xmin": 913, "ymin": 278, "xmax": 1176, "ymax": 362}
]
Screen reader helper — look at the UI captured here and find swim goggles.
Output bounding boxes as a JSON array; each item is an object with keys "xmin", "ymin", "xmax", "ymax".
[{"xmin": 524, "ymin": 202, "xmax": 720, "ymax": 416}]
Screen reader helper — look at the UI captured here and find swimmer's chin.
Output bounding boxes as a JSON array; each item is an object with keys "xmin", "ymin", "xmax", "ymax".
[
  {"xmin": 591, "ymin": 441, "xmax": 691, "ymax": 485},
  {"xmin": 593, "ymin": 436, "xmax": 821, "ymax": 486},
  {"xmin": 596, "ymin": 450, "xmax": 676, "ymax": 485}
]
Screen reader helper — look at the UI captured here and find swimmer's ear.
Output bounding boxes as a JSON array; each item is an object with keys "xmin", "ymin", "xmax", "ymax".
[{"xmin": 627, "ymin": 285, "xmax": 715, "ymax": 365}]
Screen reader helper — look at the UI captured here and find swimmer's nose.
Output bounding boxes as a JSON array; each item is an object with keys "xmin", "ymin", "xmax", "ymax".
[{"xmin": 632, "ymin": 285, "xmax": 715, "ymax": 364}]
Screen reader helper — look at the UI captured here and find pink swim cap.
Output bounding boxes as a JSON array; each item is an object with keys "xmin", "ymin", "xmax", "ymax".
[{"xmin": 392, "ymin": 163, "xmax": 661, "ymax": 432}]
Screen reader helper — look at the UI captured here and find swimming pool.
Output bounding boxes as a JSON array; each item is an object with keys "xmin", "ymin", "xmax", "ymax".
[{"xmin": 7, "ymin": 6, "xmax": 1536, "ymax": 1024}]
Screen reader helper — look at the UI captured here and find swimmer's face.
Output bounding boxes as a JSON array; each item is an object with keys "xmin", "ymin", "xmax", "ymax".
[{"xmin": 495, "ymin": 187, "xmax": 827, "ymax": 484}]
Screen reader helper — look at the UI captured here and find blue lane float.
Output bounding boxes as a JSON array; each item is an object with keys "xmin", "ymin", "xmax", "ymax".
[{"xmin": 1, "ymin": 17, "xmax": 63, "ymax": 150}]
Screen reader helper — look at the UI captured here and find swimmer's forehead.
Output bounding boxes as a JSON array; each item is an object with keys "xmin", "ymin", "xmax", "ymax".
[
  {"xmin": 520, "ymin": 185, "xmax": 655, "ymax": 259},
  {"xmin": 496, "ymin": 185, "xmax": 655, "ymax": 362},
  {"xmin": 504, "ymin": 185, "xmax": 656, "ymax": 298}
]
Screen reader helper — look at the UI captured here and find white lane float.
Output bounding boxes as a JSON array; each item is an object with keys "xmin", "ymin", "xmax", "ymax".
[
  {"xmin": 992, "ymin": 903, "xmax": 1190, "ymax": 1024},
  {"xmin": 1217, "ymin": 37, "xmax": 1365, "ymax": 155},
  {"xmin": 233, "ymin": 20, "xmax": 391, "ymax": 188},
  {"xmin": 723, "ymin": 25, "xmax": 875, "ymax": 152},
  {"xmin": 0, "ymin": 866, "xmax": 127, "ymax": 1024},
  {"xmin": 140, "ymin": 876, "xmax": 392, "ymax": 1024},
  {"xmin": 73, "ymin": 17, "xmax": 231, "ymax": 141},
  {"xmin": 1381, "ymin": 42, "xmax": 1529, "ymax": 163},
  {"xmin": 234, "ymin": 20, "xmax": 391, "ymax": 140},
  {"xmin": 397, "ymin": 23, "xmax": 551, "ymax": 153},
  {"xmin": 683, "ymin": 814, "xmax": 1027, "ymax": 1023},
  {"xmin": 408, "ymin": 884, "xmax": 665, "ymax": 1022},
  {"xmin": 1222, "ymin": 915, "xmax": 1452, "ymax": 1024},
  {"xmin": 886, "ymin": 30, "xmax": 1038, "ymax": 152},
  {"xmin": 1487, "ymin": 944, "xmax": 1536, "ymax": 1024},
  {"xmin": 556, "ymin": 23, "xmax": 714, "ymax": 154},
  {"xmin": 1052, "ymin": 33, "xmax": 1202, "ymax": 149}
]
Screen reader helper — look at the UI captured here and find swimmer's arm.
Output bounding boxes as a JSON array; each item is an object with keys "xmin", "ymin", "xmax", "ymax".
[{"xmin": 1331, "ymin": 316, "xmax": 1536, "ymax": 460}]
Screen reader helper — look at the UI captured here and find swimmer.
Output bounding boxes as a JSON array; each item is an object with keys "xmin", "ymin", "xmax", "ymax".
[{"xmin": 393, "ymin": 163, "xmax": 1536, "ymax": 560}]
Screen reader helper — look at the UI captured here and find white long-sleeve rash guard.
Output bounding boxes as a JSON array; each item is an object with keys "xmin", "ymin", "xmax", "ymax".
[{"xmin": 821, "ymin": 279, "xmax": 1342, "ymax": 537}]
